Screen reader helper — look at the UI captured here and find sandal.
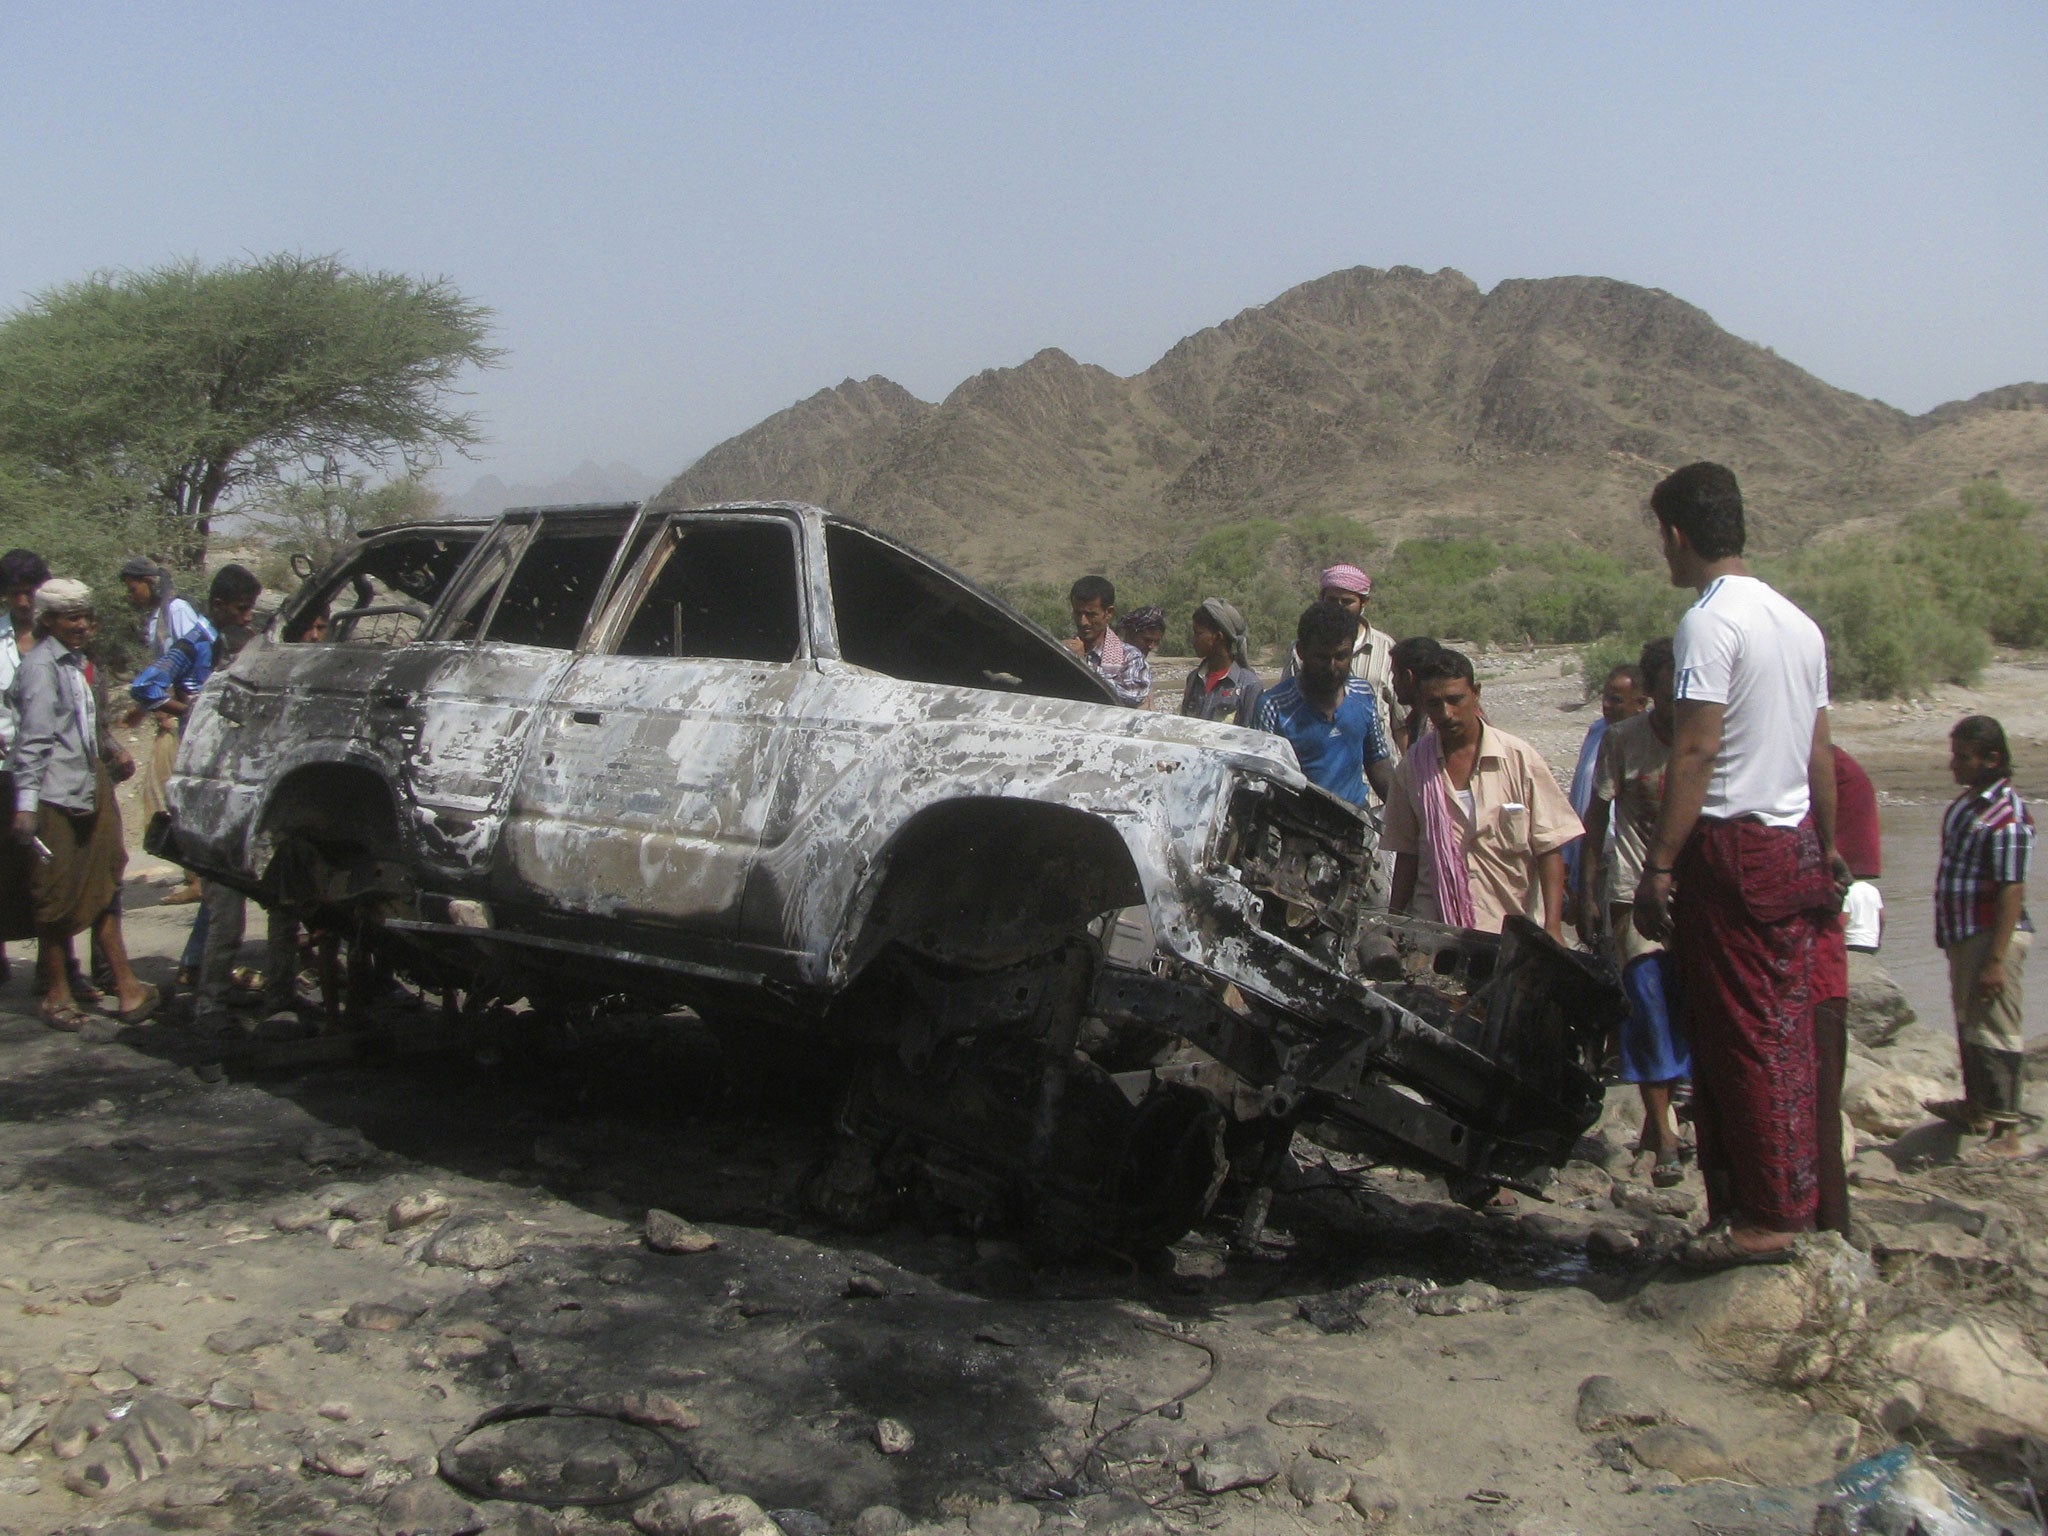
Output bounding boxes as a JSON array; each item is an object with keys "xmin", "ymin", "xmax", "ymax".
[
  {"xmin": 116, "ymin": 983, "xmax": 161, "ymax": 1026},
  {"xmin": 1651, "ymin": 1156, "xmax": 1685, "ymax": 1189},
  {"xmin": 40, "ymin": 1000, "xmax": 91, "ymax": 1032},
  {"xmin": 1923, "ymin": 1099, "xmax": 1993, "ymax": 1135},
  {"xmin": 1678, "ymin": 1228, "xmax": 1796, "ymax": 1270}
]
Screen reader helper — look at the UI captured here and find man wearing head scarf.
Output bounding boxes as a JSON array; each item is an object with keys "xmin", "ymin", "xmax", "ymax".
[
  {"xmin": 119, "ymin": 557, "xmax": 206, "ymax": 900},
  {"xmin": 1285, "ymin": 564, "xmax": 1399, "ymax": 761},
  {"xmin": 6, "ymin": 579, "xmax": 157, "ymax": 1029},
  {"xmin": 1180, "ymin": 599, "xmax": 1263, "ymax": 726}
]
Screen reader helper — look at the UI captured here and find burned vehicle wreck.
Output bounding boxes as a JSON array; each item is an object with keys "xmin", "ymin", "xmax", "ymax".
[{"xmin": 154, "ymin": 500, "xmax": 1622, "ymax": 1248}]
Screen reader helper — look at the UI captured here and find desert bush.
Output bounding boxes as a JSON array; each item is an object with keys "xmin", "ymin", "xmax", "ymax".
[
  {"xmin": 1767, "ymin": 542, "xmax": 1989, "ymax": 698},
  {"xmin": 1900, "ymin": 478, "xmax": 2048, "ymax": 648}
]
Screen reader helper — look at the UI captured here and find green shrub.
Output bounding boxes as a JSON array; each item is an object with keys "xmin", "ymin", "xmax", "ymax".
[{"xmin": 1767, "ymin": 543, "xmax": 1989, "ymax": 698}]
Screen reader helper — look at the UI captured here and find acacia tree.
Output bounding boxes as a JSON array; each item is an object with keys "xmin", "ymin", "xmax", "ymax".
[{"xmin": 0, "ymin": 253, "xmax": 499, "ymax": 563}]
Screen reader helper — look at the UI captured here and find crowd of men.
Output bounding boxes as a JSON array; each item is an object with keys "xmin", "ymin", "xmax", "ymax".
[
  {"xmin": 1, "ymin": 460, "xmax": 2034, "ymax": 1268},
  {"xmin": 1064, "ymin": 461, "xmax": 2034, "ymax": 1264}
]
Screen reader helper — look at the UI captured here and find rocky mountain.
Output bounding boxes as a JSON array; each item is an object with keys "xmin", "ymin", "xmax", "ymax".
[
  {"xmin": 444, "ymin": 459, "xmax": 660, "ymax": 522},
  {"xmin": 652, "ymin": 266, "xmax": 2047, "ymax": 582}
]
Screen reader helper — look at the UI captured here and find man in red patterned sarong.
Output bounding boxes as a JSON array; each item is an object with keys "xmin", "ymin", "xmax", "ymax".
[{"xmin": 1633, "ymin": 463, "xmax": 1850, "ymax": 1268}]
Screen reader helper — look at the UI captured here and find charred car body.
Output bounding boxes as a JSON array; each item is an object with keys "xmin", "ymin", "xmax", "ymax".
[{"xmin": 154, "ymin": 501, "xmax": 1621, "ymax": 1247}]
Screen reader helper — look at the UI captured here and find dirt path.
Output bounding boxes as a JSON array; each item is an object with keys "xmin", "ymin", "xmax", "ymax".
[{"xmin": 1, "ymin": 658, "xmax": 2044, "ymax": 1535}]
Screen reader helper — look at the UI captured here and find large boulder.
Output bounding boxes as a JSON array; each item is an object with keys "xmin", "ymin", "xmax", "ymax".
[
  {"xmin": 1845, "ymin": 952, "xmax": 1915, "ymax": 1047},
  {"xmin": 1635, "ymin": 1232, "xmax": 1874, "ymax": 1375},
  {"xmin": 1844, "ymin": 1071, "xmax": 1945, "ymax": 1139},
  {"xmin": 1880, "ymin": 1319, "xmax": 2048, "ymax": 1447}
]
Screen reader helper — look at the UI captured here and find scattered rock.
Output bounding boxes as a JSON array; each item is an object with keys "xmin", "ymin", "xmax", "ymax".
[
  {"xmin": 302, "ymin": 1130, "xmax": 375, "ymax": 1169},
  {"xmin": 1615, "ymin": 1184, "xmax": 1697, "ymax": 1218},
  {"xmin": 121, "ymin": 1352, "xmax": 165, "ymax": 1385},
  {"xmin": 1627, "ymin": 1424, "xmax": 1733, "ymax": 1481},
  {"xmin": 845, "ymin": 1272, "xmax": 888, "ymax": 1298},
  {"xmin": 853, "ymin": 1506, "xmax": 911, "ymax": 1536},
  {"xmin": 1517, "ymin": 1211, "xmax": 1586, "ymax": 1248},
  {"xmin": 607, "ymin": 1388, "xmax": 699, "ymax": 1431},
  {"xmin": 346, "ymin": 1299, "xmax": 426, "ymax": 1332},
  {"xmin": 54, "ymin": 1336, "xmax": 102, "ymax": 1374},
  {"xmin": 423, "ymin": 1216, "xmax": 519, "ymax": 1271},
  {"xmin": 771, "ymin": 1511, "xmax": 834, "ymax": 1536},
  {"xmin": 1881, "ymin": 1319, "xmax": 2048, "ymax": 1444},
  {"xmin": 14, "ymin": 1364, "xmax": 66, "ymax": 1403},
  {"xmin": 272, "ymin": 1198, "xmax": 336, "ymax": 1232},
  {"xmin": 1415, "ymin": 1280, "xmax": 1502, "ymax": 1316},
  {"xmin": 389, "ymin": 1190, "xmax": 451, "ymax": 1230},
  {"xmin": 1575, "ymin": 1375, "xmax": 1665, "ymax": 1433},
  {"xmin": 630, "ymin": 1482, "xmax": 723, "ymax": 1536},
  {"xmin": 0, "ymin": 1473, "xmax": 39, "ymax": 1495},
  {"xmin": 1287, "ymin": 1456, "xmax": 1352, "ymax": 1504},
  {"xmin": 377, "ymin": 1476, "xmax": 485, "ymax": 1535},
  {"xmin": 0, "ymin": 1402, "xmax": 48, "ymax": 1453},
  {"xmin": 62, "ymin": 1393, "xmax": 203, "ymax": 1496},
  {"xmin": 646, "ymin": 1209, "xmax": 719, "ymax": 1254},
  {"xmin": 206, "ymin": 1379, "xmax": 255, "ymax": 1412},
  {"xmin": 1306, "ymin": 1417, "xmax": 1389, "ymax": 1466},
  {"xmin": 1267, "ymin": 1393, "xmax": 1351, "ymax": 1428},
  {"xmin": 1345, "ymin": 1475, "xmax": 1401, "ymax": 1524},
  {"xmin": 1844, "ymin": 1071, "xmax": 1946, "ymax": 1138},
  {"xmin": 1739, "ymin": 1411, "xmax": 1860, "ymax": 1485},
  {"xmin": 81, "ymin": 1282, "xmax": 123, "ymax": 1306},
  {"xmin": 1587, "ymin": 1225, "xmax": 1641, "ymax": 1257},
  {"xmin": 691, "ymin": 1493, "xmax": 780, "ymax": 1536},
  {"xmin": 1190, "ymin": 1424, "xmax": 1282, "ymax": 1491},
  {"xmin": 1068, "ymin": 1492, "xmax": 1162, "ymax": 1536},
  {"xmin": 966, "ymin": 1501, "xmax": 1041, "ymax": 1536},
  {"xmin": 205, "ymin": 1320, "xmax": 284, "ymax": 1356},
  {"xmin": 874, "ymin": 1417, "xmax": 916, "ymax": 1454},
  {"xmin": 1550, "ymin": 1160, "xmax": 1614, "ymax": 1205},
  {"xmin": 47, "ymin": 1394, "xmax": 107, "ymax": 1457},
  {"xmin": 91, "ymin": 1365, "xmax": 138, "ymax": 1393},
  {"xmin": 307, "ymin": 1437, "xmax": 374, "ymax": 1477},
  {"xmin": 1845, "ymin": 953, "xmax": 1915, "ymax": 1046}
]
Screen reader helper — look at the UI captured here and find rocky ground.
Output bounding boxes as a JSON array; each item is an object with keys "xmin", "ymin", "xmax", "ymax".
[{"xmin": 2, "ymin": 655, "xmax": 2046, "ymax": 1536}]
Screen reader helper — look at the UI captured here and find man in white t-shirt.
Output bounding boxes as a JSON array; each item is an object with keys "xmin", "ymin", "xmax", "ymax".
[{"xmin": 1633, "ymin": 462, "xmax": 1849, "ymax": 1270}]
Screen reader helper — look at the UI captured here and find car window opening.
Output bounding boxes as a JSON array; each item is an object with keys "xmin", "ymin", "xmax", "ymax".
[
  {"xmin": 824, "ymin": 523, "xmax": 1103, "ymax": 701},
  {"xmin": 306, "ymin": 532, "xmax": 481, "ymax": 647},
  {"xmin": 616, "ymin": 521, "xmax": 802, "ymax": 664},
  {"xmin": 486, "ymin": 528, "xmax": 628, "ymax": 650}
]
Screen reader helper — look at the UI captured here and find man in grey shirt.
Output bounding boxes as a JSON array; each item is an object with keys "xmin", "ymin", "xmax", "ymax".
[{"xmin": 7, "ymin": 579, "xmax": 156, "ymax": 1028}]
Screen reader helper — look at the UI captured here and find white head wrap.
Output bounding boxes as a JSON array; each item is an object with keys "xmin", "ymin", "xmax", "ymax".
[{"xmin": 33, "ymin": 578, "xmax": 93, "ymax": 620}]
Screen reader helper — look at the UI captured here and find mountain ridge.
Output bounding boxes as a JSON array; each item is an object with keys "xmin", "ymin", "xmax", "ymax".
[{"xmin": 652, "ymin": 266, "xmax": 2046, "ymax": 582}]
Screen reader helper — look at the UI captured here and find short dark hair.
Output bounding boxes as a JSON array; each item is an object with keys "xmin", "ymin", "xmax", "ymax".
[
  {"xmin": 1414, "ymin": 648, "xmax": 1477, "ymax": 689},
  {"xmin": 1639, "ymin": 637, "xmax": 1675, "ymax": 685},
  {"xmin": 1296, "ymin": 600, "xmax": 1358, "ymax": 655},
  {"xmin": 209, "ymin": 563, "xmax": 261, "ymax": 608},
  {"xmin": 1952, "ymin": 714, "xmax": 2014, "ymax": 775},
  {"xmin": 0, "ymin": 548, "xmax": 50, "ymax": 593},
  {"xmin": 1069, "ymin": 575, "xmax": 1115, "ymax": 609},
  {"xmin": 1391, "ymin": 635, "xmax": 1443, "ymax": 675},
  {"xmin": 1649, "ymin": 461, "xmax": 1746, "ymax": 561},
  {"xmin": 1606, "ymin": 663, "xmax": 1645, "ymax": 692}
]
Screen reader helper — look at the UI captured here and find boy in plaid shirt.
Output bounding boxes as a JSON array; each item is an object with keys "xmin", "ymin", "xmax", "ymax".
[{"xmin": 1926, "ymin": 715, "xmax": 2034, "ymax": 1156}]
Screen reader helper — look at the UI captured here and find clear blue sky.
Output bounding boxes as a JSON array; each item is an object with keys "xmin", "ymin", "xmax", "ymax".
[{"xmin": 2, "ymin": 3, "xmax": 2042, "ymax": 490}]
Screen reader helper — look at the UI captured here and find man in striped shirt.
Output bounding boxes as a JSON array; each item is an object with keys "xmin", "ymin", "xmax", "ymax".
[{"xmin": 1927, "ymin": 714, "xmax": 2035, "ymax": 1156}]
